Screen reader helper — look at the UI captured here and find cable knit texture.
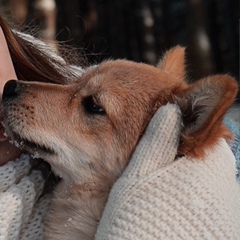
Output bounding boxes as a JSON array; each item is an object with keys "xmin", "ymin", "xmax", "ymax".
[
  {"xmin": 0, "ymin": 154, "xmax": 51, "ymax": 240},
  {"xmin": 95, "ymin": 104, "xmax": 240, "ymax": 240}
]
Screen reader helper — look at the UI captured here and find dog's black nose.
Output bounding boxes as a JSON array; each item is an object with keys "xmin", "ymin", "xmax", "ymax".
[{"xmin": 2, "ymin": 80, "xmax": 18, "ymax": 101}]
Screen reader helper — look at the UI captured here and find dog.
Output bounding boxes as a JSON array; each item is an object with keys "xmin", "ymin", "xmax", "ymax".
[{"xmin": 2, "ymin": 46, "xmax": 238, "ymax": 239}]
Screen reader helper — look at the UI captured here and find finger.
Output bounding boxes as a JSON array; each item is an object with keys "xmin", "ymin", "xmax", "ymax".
[{"xmin": 123, "ymin": 104, "xmax": 182, "ymax": 178}]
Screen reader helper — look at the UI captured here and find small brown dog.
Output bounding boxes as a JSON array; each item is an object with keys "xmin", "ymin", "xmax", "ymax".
[{"xmin": 2, "ymin": 47, "xmax": 238, "ymax": 239}]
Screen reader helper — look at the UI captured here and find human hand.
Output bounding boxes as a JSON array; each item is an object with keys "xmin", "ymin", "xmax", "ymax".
[
  {"xmin": 96, "ymin": 104, "xmax": 240, "ymax": 239},
  {"xmin": 0, "ymin": 26, "xmax": 22, "ymax": 165}
]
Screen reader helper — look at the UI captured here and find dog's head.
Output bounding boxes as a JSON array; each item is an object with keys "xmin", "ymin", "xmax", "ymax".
[{"xmin": 2, "ymin": 46, "xmax": 238, "ymax": 182}]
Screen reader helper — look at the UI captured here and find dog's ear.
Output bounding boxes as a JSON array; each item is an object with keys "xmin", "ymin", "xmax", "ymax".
[
  {"xmin": 157, "ymin": 46, "xmax": 186, "ymax": 82},
  {"xmin": 175, "ymin": 74, "xmax": 238, "ymax": 158}
]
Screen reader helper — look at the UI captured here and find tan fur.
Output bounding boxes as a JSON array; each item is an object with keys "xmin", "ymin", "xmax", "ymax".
[{"xmin": 2, "ymin": 46, "xmax": 238, "ymax": 239}]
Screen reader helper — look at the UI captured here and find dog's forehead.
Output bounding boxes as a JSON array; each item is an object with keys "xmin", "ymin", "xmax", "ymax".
[{"xmin": 82, "ymin": 60, "xmax": 163, "ymax": 90}]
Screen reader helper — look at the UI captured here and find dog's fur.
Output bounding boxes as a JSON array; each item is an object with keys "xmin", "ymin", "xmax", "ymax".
[{"xmin": 2, "ymin": 47, "xmax": 238, "ymax": 239}]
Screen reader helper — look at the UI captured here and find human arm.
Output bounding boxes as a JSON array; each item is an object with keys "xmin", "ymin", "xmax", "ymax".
[{"xmin": 96, "ymin": 104, "xmax": 240, "ymax": 239}]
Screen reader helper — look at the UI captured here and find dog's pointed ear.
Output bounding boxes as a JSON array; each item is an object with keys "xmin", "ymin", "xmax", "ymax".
[
  {"xmin": 176, "ymin": 74, "xmax": 238, "ymax": 158},
  {"xmin": 157, "ymin": 46, "xmax": 186, "ymax": 81}
]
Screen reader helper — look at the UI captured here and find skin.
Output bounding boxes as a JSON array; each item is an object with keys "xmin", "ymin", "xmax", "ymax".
[{"xmin": 0, "ymin": 27, "xmax": 22, "ymax": 166}]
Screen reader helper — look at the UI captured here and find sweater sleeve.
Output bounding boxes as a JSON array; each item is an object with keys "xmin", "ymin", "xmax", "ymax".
[
  {"xmin": 0, "ymin": 154, "xmax": 50, "ymax": 240},
  {"xmin": 96, "ymin": 104, "xmax": 240, "ymax": 240}
]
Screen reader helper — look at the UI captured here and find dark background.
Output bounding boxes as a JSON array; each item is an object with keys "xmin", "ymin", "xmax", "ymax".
[{"xmin": 0, "ymin": 0, "xmax": 239, "ymax": 83}]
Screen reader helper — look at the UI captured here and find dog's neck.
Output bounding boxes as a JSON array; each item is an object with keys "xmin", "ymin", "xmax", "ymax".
[
  {"xmin": 45, "ymin": 178, "xmax": 111, "ymax": 239},
  {"xmin": 49, "ymin": 152, "xmax": 125, "ymax": 186}
]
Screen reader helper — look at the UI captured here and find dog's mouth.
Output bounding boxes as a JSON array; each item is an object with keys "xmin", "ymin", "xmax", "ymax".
[
  {"xmin": 10, "ymin": 131, "xmax": 55, "ymax": 156},
  {"xmin": 0, "ymin": 122, "xmax": 9, "ymax": 141}
]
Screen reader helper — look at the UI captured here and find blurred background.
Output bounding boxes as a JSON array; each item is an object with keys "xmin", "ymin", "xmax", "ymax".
[{"xmin": 0, "ymin": 0, "xmax": 239, "ymax": 82}]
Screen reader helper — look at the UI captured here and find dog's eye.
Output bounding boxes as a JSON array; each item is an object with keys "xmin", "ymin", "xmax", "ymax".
[{"xmin": 82, "ymin": 96, "xmax": 105, "ymax": 115}]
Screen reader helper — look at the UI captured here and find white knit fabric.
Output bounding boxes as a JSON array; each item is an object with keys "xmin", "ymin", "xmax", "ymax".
[
  {"xmin": 95, "ymin": 104, "xmax": 240, "ymax": 240},
  {"xmin": 0, "ymin": 154, "xmax": 50, "ymax": 240}
]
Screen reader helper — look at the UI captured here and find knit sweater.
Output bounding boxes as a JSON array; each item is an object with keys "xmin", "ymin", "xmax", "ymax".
[{"xmin": 0, "ymin": 154, "xmax": 50, "ymax": 240}]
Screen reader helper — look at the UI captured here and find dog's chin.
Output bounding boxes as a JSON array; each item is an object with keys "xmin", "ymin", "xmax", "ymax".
[{"xmin": 10, "ymin": 131, "xmax": 55, "ymax": 157}]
